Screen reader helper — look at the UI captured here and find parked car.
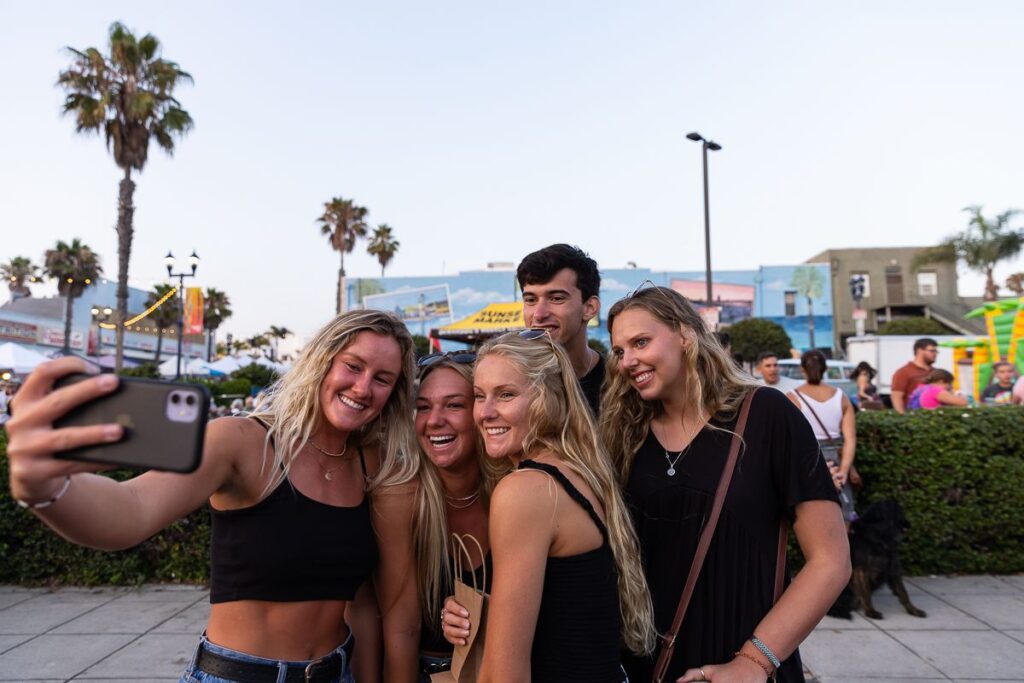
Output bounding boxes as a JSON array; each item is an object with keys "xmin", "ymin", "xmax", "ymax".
[{"xmin": 777, "ymin": 359, "xmax": 858, "ymax": 399}]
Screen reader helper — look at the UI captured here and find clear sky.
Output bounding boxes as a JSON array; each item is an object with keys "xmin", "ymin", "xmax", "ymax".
[{"xmin": 2, "ymin": 1, "xmax": 1022, "ymax": 347}]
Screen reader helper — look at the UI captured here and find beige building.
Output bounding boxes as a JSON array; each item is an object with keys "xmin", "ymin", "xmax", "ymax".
[{"xmin": 807, "ymin": 247, "xmax": 985, "ymax": 347}]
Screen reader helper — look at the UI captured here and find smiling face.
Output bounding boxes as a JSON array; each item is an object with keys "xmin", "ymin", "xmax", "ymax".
[
  {"xmin": 317, "ymin": 331, "xmax": 403, "ymax": 436},
  {"xmin": 521, "ymin": 268, "xmax": 599, "ymax": 349},
  {"xmin": 610, "ymin": 307, "xmax": 688, "ymax": 403},
  {"xmin": 473, "ymin": 354, "xmax": 534, "ymax": 462},
  {"xmin": 415, "ymin": 366, "xmax": 477, "ymax": 471}
]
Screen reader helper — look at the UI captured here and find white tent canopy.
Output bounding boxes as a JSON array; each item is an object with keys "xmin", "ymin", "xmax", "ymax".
[
  {"xmin": 206, "ymin": 355, "xmax": 252, "ymax": 375},
  {"xmin": 0, "ymin": 342, "xmax": 50, "ymax": 374},
  {"xmin": 158, "ymin": 356, "xmax": 212, "ymax": 377}
]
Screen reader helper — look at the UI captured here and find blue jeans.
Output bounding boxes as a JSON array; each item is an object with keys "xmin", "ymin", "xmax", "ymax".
[{"xmin": 180, "ymin": 632, "xmax": 355, "ymax": 683}]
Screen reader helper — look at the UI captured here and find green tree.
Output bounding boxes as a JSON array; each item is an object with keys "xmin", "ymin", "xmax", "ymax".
[
  {"xmin": 203, "ymin": 288, "xmax": 232, "ymax": 360},
  {"xmin": 58, "ymin": 22, "xmax": 193, "ymax": 370},
  {"xmin": 877, "ymin": 317, "xmax": 954, "ymax": 336},
  {"xmin": 246, "ymin": 334, "xmax": 269, "ymax": 358},
  {"xmin": 145, "ymin": 283, "xmax": 179, "ymax": 364},
  {"xmin": 790, "ymin": 266, "xmax": 825, "ymax": 349},
  {"xmin": 43, "ymin": 239, "xmax": 102, "ymax": 354},
  {"xmin": 914, "ymin": 206, "xmax": 1024, "ymax": 301},
  {"xmin": 266, "ymin": 326, "xmax": 292, "ymax": 362},
  {"xmin": 411, "ymin": 334, "xmax": 434, "ymax": 358},
  {"xmin": 317, "ymin": 197, "xmax": 369, "ymax": 313},
  {"xmin": 1006, "ymin": 273, "xmax": 1023, "ymax": 296},
  {"xmin": 727, "ymin": 318, "xmax": 793, "ymax": 364},
  {"xmin": 367, "ymin": 224, "xmax": 400, "ymax": 277},
  {"xmin": 1, "ymin": 256, "xmax": 40, "ymax": 300}
]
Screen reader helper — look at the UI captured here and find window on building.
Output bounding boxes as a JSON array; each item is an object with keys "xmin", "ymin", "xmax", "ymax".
[
  {"xmin": 917, "ymin": 271, "xmax": 938, "ymax": 296},
  {"xmin": 784, "ymin": 291, "xmax": 796, "ymax": 317},
  {"xmin": 850, "ymin": 272, "xmax": 871, "ymax": 298}
]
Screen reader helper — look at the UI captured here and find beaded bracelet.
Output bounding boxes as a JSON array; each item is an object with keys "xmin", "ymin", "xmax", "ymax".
[
  {"xmin": 15, "ymin": 476, "xmax": 72, "ymax": 510},
  {"xmin": 734, "ymin": 650, "xmax": 774, "ymax": 680},
  {"xmin": 751, "ymin": 635, "xmax": 782, "ymax": 669}
]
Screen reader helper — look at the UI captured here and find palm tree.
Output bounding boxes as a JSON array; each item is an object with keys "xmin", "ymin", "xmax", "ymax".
[
  {"xmin": 790, "ymin": 266, "xmax": 825, "ymax": 349},
  {"xmin": 43, "ymin": 239, "xmax": 102, "ymax": 354},
  {"xmin": 367, "ymin": 224, "xmax": 400, "ymax": 277},
  {"xmin": 231, "ymin": 339, "xmax": 250, "ymax": 355},
  {"xmin": 266, "ymin": 326, "xmax": 292, "ymax": 362},
  {"xmin": 58, "ymin": 22, "xmax": 193, "ymax": 370},
  {"xmin": 914, "ymin": 206, "xmax": 1023, "ymax": 301},
  {"xmin": 145, "ymin": 283, "xmax": 179, "ymax": 364},
  {"xmin": 1, "ymin": 257, "xmax": 40, "ymax": 300},
  {"xmin": 246, "ymin": 334, "xmax": 270, "ymax": 358},
  {"xmin": 203, "ymin": 288, "xmax": 233, "ymax": 360},
  {"xmin": 1005, "ymin": 273, "xmax": 1023, "ymax": 296},
  {"xmin": 317, "ymin": 197, "xmax": 369, "ymax": 313}
]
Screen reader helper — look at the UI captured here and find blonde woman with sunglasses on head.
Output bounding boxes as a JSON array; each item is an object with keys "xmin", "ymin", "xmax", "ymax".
[{"xmin": 604, "ymin": 286, "xmax": 849, "ymax": 683}]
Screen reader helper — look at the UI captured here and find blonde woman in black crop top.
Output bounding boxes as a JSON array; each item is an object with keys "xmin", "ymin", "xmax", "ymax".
[
  {"xmin": 6, "ymin": 310, "xmax": 427, "ymax": 682},
  {"xmin": 461, "ymin": 331, "xmax": 656, "ymax": 682}
]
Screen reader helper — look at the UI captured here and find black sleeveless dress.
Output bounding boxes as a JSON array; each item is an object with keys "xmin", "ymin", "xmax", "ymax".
[{"xmin": 517, "ymin": 460, "xmax": 625, "ymax": 683}]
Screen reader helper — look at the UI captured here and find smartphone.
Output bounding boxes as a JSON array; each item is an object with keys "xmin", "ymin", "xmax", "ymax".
[{"xmin": 53, "ymin": 374, "xmax": 210, "ymax": 473}]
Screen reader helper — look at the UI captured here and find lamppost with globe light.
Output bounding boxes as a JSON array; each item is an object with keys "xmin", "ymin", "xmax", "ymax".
[{"xmin": 164, "ymin": 250, "xmax": 200, "ymax": 379}]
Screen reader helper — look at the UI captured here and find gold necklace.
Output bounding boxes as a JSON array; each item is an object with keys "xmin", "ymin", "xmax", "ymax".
[
  {"xmin": 445, "ymin": 487, "xmax": 481, "ymax": 509},
  {"xmin": 311, "ymin": 440, "xmax": 348, "ymax": 458}
]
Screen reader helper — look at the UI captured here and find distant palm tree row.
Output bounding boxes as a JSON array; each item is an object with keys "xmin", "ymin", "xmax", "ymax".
[{"xmin": 318, "ymin": 197, "xmax": 400, "ymax": 314}]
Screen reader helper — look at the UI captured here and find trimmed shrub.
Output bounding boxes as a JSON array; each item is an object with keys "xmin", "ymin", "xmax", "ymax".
[
  {"xmin": 877, "ymin": 317, "xmax": 955, "ymax": 336},
  {"xmin": 727, "ymin": 318, "xmax": 793, "ymax": 364}
]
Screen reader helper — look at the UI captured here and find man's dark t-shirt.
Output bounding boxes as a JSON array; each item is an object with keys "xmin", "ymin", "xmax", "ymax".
[
  {"xmin": 980, "ymin": 383, "xmax": 1015, "ymax": 404},
  {"xmin": 578, "ymin": 352, "xmax": 605, "ymax": 416}
]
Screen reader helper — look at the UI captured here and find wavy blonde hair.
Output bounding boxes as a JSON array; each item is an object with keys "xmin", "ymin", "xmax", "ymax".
[
  {"xmin": 476, "ymin": 332, "xmax": 656, "ymax": 655},
  {"xmin": 250, "ymin": 310, "xmax": 418, "ymax": 492},
  {"xmin": 412, "ymin": 359, "xmax": 503, "ymax": 636},
  {"xmin": 601, "ymin": 286, "xmax": 756, "ymax": 481}
]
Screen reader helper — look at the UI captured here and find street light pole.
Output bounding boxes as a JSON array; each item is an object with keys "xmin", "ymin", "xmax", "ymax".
[
  {"xmin": 686, "ymin": 132, "xmax": 722, "ymax": 308},
  {"xmin": 164, "ymin": 250, "xmax": 200, "ymax": 380}
]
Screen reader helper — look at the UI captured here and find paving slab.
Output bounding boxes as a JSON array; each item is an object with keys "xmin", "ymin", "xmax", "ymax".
[
  {"xmin": 800, "ymin": 629, "xmax": 943, "ymax": 679},
  {"xmin": 77, "ymin": 633, "xmax": 196, "ymax": 679},
  {"xmin": 0, "ymin": 593, "xmax": 38, "ymax": 611},
  {"xmin": 51, "ymin": 595, "xmax": 202, "ymax": 635},
  {"xmin": 1005, "ymin": 631, "xmax": 1024, "ymax": 646},
  {"xmin": 0, "ymin": 635, "xmax": 33, "ymax": 655},
  {"xmin": 0, "ymin": 593, "xmax": 115, "ymax": 634},
  {"xmin": 816, "ymin": 611, "xmax": 879, "ymax": 631},
  {"xmin": 854, "ymin": 592, "xmax": 987, "ymax": 630},
  {"xmin": 0, "ymin": 633, "xmax": 135, "ymax": 680},
  {"xmin": 815, "ymin": 678, "xmax": 948, "ymax": 683},
  {"xmin": 891, "ymin": 630, "xmax": 1024, "ymax": 680},
  {"xmin": 908, "ymin": 575, "xmax": 1016, "ymax": 596},
  {"xmin": 997, "ymin": 575, "xmax": 1024, "ymax": 592},
  {"xmin": 939, "ymin": 592, "xmax": 1024, "ymax": 631},
  {"xmin": 149, "ymin": 599, "xmax": 210, "ymax": 635}
]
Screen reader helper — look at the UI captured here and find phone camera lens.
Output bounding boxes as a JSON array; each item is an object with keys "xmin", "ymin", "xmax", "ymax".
[
  {"xmin": 171, "ymin": 393, "xmax": 181, "ymax": 405},
  {"xmin": 185, "ymin": 395, "xmax": 196, "ymax": 406}
]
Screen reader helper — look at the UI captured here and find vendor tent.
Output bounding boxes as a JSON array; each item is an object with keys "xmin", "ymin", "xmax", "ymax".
[
  {"xmin": 433, "ymin": 302, "xmax": 525, "ymax": 345},
  {"xmin": 206, "ymin": 355, "xmax": 252, "ymax": 375},
  {"xmin": 0, "ymin": 342, "xmax": 49, "ymax": 374},
  {"xmin": 158, "ymin": 356, "xmax": 212, "ymax": 377}
]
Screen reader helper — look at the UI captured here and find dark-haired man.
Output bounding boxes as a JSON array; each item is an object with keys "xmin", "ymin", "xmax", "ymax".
[
  {"xmin": 756, "ymin": 351, "xmax": 801, "ymax": 393},
  {"xmin": 517, "ymin": 244, "xmax": 603, "ymax": 414},
  {"xmin": 891, "ymin": 337, "xmax": 938, "ymax": 413}
]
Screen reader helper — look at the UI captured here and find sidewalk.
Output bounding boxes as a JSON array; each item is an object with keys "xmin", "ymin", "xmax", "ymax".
[{"xmin": 0, "ymin": 576, "xmax": 1021, "ymax": 682}]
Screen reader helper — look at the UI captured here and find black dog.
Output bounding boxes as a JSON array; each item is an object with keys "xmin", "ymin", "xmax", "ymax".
[{"xmin": 828, "ymin": 500, "xmax": 927, "ymax": 620}]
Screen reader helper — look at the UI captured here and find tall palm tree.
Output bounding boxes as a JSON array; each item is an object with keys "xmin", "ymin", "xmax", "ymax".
[
  {"xmin": 367, "ymin": 224, "xmax": 400, "ymax": 277},
  {"xmin": 231, "ymin": 339, "xmax": 250, "ymax": 355},
  {"xmin": 145, "ymin": 283, "xmax": 179, "ymax": 364},
  {"xmin": 1, "ymin": 256, "xmax": 40, "ymax": 300},
  {"xmin": 246, "ymin": 334, "xmax": 270, "ymax": 358},
  {"xmin": 44, "ymin": 239, "xmax": 102, "ymax": 354},
  {"xmin": 914, "ymin": 206, "xmax": 1023, "ymax": 301},
  {"xmin": 58, "ymin": 22, "xmax": 193, "ymax": 370},
  {"xmin": 790, "ymin": 266, "xmax": 825, "ymax": 349},
  {"xmin": 266, "ymin": 325, "xmax": 292, "ymax": 362},
  {"xmin": 317, "ymin": 197, "xmax": 369, "ymax": 314},
  {"xmin": 203, "ymin": 288, "xmax": 233, "ymax": 360}
]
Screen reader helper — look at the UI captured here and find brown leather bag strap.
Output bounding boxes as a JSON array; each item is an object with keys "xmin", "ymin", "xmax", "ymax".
[
  {"xmin": 793, "ymin": 389, "xmax": 841, "ymax": 449},
  {"xmin": 652, "ymin": 388, "xmax": 758, "ymax": 683},
  {"xmin": 774, "ymin": 518, "xmax": 789, "ymax": 603}
]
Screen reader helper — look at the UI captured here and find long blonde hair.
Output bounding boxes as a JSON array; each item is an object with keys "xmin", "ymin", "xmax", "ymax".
[
  {"xmin": 601, "ymin": 286, "xmax": 756, "ymax": 481},
  {"xmin": 250, "ymin": 310, "xmax": 419, "ymax": 491},
  {"xmin": 476, "ymin": 332, "xmax": 656, "ymax": 655},
  {"xmin": 411, "ymin": 358, "xmax": 500, "ymax": 634}
]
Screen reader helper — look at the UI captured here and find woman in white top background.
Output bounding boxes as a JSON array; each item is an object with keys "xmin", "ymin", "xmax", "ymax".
[{"xmin": 788, "ymin": 350, "xmax": 857, "ymax": 523}]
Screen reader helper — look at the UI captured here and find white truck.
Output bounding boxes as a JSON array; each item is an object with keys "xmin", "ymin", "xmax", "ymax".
[{"xmin": 845, "ymin": 335, "xmax": 959, "ymax": 397}]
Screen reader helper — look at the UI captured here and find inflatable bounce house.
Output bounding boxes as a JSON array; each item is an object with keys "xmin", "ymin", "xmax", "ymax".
[{"xmin": 941, "ymin": 298, "xmax": 1024, "ymax": 401}]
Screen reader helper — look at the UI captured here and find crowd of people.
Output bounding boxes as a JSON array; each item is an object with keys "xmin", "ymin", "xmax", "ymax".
[{"xmin": 4, "ymin": 241, "xmax": 1014, "ymax": 683}]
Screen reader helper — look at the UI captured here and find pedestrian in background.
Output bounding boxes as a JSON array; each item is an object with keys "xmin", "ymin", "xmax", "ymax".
[{"xmin": 890, "ymin": 338, "xmax": 938, "ymax": 413}]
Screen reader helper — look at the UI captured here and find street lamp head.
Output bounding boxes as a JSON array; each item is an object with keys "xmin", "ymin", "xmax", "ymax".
[
  {"xmin": 686, "ymin": 132, "xmax": 704, "ymax": 142},
  {"xmin": 707, "ymin": 141, "xmax": 722, "ymax": 151},
  {"xmin": 103, "ymin": 307, "xmax": 112, "ymax": 316},
  {"xmin": 164, "ymin": 251, "xmax": 176, "ymax": 277},
  {"xmin": 188, "ymin": 250, "xmax": 200, "ymax": 275},
  {"xmin": 91, "ymin": 307, "xmax": 100, "ymax": 317}
]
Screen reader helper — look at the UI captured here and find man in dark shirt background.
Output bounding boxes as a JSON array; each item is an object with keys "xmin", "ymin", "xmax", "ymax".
[
  {"xmin": 516, "ymin": 244, "xmax": 604, "ymax": 414},
  {"xmin": 891, "ymin": 337, "xmax": 938, "ymax": 413}
]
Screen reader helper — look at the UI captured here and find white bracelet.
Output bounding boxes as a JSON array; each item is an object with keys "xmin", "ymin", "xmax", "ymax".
[{"xmin": 15, "ymin": 476, "xmax": 73, "ymax": 510}]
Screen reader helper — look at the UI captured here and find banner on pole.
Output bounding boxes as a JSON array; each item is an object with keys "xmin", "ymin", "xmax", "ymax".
[{"xmin": 183, "ymin": 287, "xmax": 204, "ymax": 335}]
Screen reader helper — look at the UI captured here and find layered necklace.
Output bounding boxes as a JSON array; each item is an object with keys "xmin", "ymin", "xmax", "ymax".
[
  {"xmin": 309, "ymin": 440, "xmax": 349, "ymax": 481},
  {"xmin": 662, "ymin": 413, "xmax": 706, "ymax": 477},
  {"xmin": 445, "ymin": 487, "xmax": 481, "ymax": 509}
]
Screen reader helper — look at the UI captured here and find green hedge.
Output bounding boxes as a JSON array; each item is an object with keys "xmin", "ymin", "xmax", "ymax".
[{"xmin": 2, "ymin": 407, "xmax": 1023, "ymax": 584}]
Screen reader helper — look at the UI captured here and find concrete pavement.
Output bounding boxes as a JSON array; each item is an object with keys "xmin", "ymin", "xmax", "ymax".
[{"xmin": 0, "ymin": 576, "xmax": 1021, "ymax": 681}]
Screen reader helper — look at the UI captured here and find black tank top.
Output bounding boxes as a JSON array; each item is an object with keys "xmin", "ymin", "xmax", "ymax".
[
  {"xmin": 517, "ymin": 460, "xmax": 624, "ymax": 682},
  {"xmin": 209, "ymin": 422, "xmax": 378, "ymax": 603}
]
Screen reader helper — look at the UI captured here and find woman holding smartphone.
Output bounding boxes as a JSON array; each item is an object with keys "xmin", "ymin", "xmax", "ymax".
[
  {"xmin": 603, "ymin": 286, "xmax": 850, "ymax": 683},
  {"xmin": 5, "ymin": 310, "xmax": 424, "ymax": 683},
  {"xmin": 467, "ymin": 331, "xmax": 655, "ymax": 682}
]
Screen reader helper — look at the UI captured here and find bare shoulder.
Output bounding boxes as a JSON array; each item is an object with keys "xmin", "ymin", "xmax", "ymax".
[{"xmin": 491, "ymin": 467, "xmax": 557, "ymax": 518}]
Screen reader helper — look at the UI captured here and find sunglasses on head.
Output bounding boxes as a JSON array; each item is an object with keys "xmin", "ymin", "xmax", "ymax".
[
  {"xmin": 518, "ymin": 328, "xmax": 549, "ymax": 340},
  {"xmin": 416, "ymin": 350, "xmax": 477, "ymax": 369}
]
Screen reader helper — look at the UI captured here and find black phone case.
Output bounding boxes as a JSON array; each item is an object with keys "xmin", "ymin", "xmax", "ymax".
[{"xmin": 53, "ymin": 374, "xmax": 210, "ymax": 473}]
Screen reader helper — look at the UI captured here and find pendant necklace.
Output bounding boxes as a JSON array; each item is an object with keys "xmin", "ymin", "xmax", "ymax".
[
  {"xmin": 309, "ymin": 441, "xmax": 349, "ymax": 480},
  {"xmin": 446, "ymin": 487, "xmax": 481, "ymax": 509},
  {"xmin": 663, "ymin": 413, "xmax": 705, "ymax": 477}
]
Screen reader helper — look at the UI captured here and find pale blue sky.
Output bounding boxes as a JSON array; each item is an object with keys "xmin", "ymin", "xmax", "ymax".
[{"xmin": 1, "ymin": 1, "xmax": 1022, "ymax": 345}]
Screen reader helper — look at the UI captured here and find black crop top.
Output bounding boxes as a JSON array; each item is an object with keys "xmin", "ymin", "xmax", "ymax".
[
  {"xmin": 517, "ymin": 460, "xmax": 624, "ymax": 682},
  {"xmin": 209, "ymin": 423, "xmax": 378, "ymax": 604}
]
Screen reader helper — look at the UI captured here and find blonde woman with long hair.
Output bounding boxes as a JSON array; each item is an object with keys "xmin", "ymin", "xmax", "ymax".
[
  {"xmin": 604, "ymin": 286, "xmax": 850, "ymax": 683},
  {"xmin": 465, "ymin": 330, "xmax": 655, "ymax": 682},
  {"xmin": 5, "ymin": 310, "xmax": 424, "ymax": 682}
]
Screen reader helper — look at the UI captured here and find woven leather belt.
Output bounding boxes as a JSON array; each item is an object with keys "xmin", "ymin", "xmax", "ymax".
[{"xmin": 195, "ymin": 638, "xmax": 352, "ymax": 683}]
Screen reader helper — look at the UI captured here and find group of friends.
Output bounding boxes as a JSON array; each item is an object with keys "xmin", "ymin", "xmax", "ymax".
[{"xmin": 5, "ymin": 244, "xmax": 850, "ymax": 683}]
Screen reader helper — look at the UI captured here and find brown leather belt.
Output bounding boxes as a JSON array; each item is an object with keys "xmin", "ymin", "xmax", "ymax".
[{"xmin": 194, "ymin": 638, "xmax": 353, "ymax": 683}]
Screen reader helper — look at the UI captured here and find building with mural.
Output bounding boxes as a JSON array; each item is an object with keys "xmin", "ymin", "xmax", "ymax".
[{"xmin": 347, "ymin": 261, "xmax": 834, "ymax": 352}]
